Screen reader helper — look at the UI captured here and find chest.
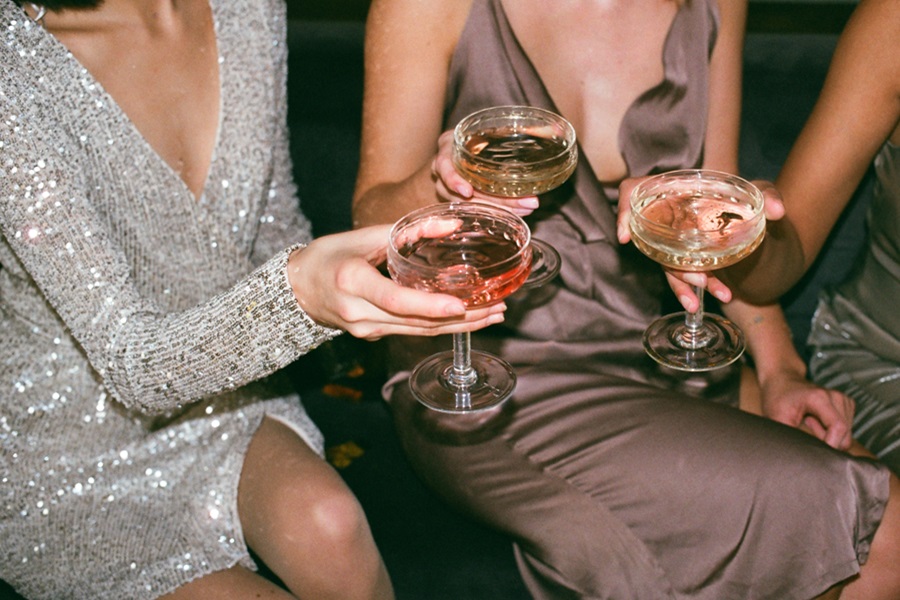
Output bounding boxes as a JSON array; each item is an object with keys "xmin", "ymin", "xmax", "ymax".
[
  {"xmin": 500, "ymin": 0, "xmax": 679, "ymax": 182},
  {"xmin": 49, "ymin": 2, "xmax": 220, "ymax": 199}
]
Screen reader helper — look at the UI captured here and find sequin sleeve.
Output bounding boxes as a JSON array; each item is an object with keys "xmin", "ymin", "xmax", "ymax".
[{"xmin": 0, "ymin": 125, "xmax": 340, "ymax": 415}]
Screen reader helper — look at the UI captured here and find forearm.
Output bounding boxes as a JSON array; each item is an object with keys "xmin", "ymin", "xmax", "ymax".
[
  {"xmin": 352, "ymin": 161, "xmax": 441, "ymax": 228},
  {"xmin": 717, "ymin": 217, "xmax": 810, "ymax": 304},
  {"xmin": 722, "ymin": 298, "xmax": 807, "ymax": 384}
]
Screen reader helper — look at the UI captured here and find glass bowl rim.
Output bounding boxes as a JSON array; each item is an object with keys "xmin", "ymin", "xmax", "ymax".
[
  {"xmin": 388, "ymin": 200, "xmax": 533, "ymax": 273},
  {"xmin": 629, "ymin": 168, "xmax": 766, "ymax": 235},
  {"xmin": 452, "ymin": 105, "xmax": 578, "ymax": 170}
]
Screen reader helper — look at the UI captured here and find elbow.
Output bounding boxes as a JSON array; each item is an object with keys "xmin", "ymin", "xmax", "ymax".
[
  {"xmin": 352, "ymin": 184, "xmax": 397, "ymax": 228},
  {"xmin": 107, "ymin": 375, "xmax": 189, "ymax": 417}
]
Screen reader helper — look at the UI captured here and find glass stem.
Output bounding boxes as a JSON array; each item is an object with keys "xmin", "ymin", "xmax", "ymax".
[
  {"xmin": 680, "ymin": 285, "xmax": 711, "ymax": 349},
  {"xmin": 449, "ymin": 332, "xmax": 479, "ymax": 388}
]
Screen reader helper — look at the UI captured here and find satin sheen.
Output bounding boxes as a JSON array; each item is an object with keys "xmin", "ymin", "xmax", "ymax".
[{"xmin": 383, "ymin": 1, "xmax": 892, "ymax": 598}]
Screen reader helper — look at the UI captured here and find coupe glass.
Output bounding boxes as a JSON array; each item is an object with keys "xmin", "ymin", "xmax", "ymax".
[
  {"xmin": 629, "ymin": 169, "xmax": 766, "ymax": 371},
  {"xmin": 388, "ymin": 201, "xmax": 534, "ymax": 413},
  {"xmin": 452, "ymin": 105, "xmax": 578, "ymax": 287}
]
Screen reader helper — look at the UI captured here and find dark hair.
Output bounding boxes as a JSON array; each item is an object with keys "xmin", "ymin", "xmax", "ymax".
[{"xmin": 13, "ymin": 0, "xmax": 104, "ymax": 10}]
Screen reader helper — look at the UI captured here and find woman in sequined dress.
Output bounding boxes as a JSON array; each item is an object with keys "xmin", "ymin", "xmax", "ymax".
[
  {"xmin": 352, "ymin": 0, "xmax": 900, "ymax": 598},
  {"xmin": 0, "ymin": 1, "xmax": 508, "ymax": 599}
]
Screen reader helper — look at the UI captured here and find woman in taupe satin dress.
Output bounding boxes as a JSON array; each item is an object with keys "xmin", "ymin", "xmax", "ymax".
[{"xmin": 354, "ymin": 0, "xmax": 900, "ymax": 598}]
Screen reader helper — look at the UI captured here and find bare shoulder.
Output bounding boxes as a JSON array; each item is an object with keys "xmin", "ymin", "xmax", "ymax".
[
  {"xmin": 366, "ymin": 0, "xmax": 473, "ymax": 61},
  {"xmin": 840, "ymin": 0, "xmax": 900, "ymax": 141}
]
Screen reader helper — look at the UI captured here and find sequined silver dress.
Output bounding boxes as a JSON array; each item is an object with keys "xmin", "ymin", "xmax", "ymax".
[{"xmin": 0, "ymin": 1, "xmax": 341, "ymax": 598}]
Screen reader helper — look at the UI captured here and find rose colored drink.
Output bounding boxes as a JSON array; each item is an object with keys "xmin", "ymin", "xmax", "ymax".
[
  {"xmin": 390, "ymin": 222, "xmax": 532, "ymax": 307},
  {"xmin": 387, "ymin": 201, "xmax": 533, "ymax": 413}
]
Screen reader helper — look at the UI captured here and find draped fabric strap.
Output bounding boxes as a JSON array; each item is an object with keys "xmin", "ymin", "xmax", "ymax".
[{"xmin": 444, "ymin": 0, "xmax": 718, "ymax": 244}]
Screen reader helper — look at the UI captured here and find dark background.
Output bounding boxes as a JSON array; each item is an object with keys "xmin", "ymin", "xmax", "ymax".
[{"xmin": 286, "ymin": 0, "xmax": 858, "ymax": 33}]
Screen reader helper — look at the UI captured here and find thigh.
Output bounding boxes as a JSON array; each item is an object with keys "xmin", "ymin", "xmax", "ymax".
[
  {"xmin": 159, "ymin": 564, "xmax": 294, "ymax": 600},
  {"xmin": 810, "ymin": 338, "xmax": 900, "ymax": 475},
  {"xmin": 388, "ymin": 379, "xmax": 673, "ymax": 598},
  {"xmin": 237, "ymin": 418, "xmax": 362, "ymax": 575}
]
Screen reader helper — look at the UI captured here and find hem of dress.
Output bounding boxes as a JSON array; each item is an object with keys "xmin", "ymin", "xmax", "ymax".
[
  {"xmin": 793, "ymin": 559, "xmax": 862, "ymax": 600},
  {"xmin": 265, "ymin": 411, "xmax": 325, "ymax": 458}
]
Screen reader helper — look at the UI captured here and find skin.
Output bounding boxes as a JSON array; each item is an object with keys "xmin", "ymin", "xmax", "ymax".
[
  {"xmin": 354, "ymin": 0, "xmax": 852, "ymax": 445},
  {"xmin": 727, "ymin": 6, "xmax": 900, "ymax": 594},
  {"xmin": 23, "ymin": 0, "xmax": 509, "ymax": 597},
  {"xmin": 618, "ymin": 0, "xmax": 900, "ymax": 306},
  {"xmin": 722, "ymin": 0, "xmax": 900, "ymax": 302},
  {"xmin": 352, "ymin": 1, "xmax": 900, "ymax": 597}
]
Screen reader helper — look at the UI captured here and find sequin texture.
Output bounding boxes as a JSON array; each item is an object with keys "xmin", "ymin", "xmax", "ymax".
[{"xmin": 0, "ymin": 1, "xmax": 340, "ymax": 598}]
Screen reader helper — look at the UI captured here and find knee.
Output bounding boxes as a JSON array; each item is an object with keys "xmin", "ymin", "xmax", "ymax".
[{"xmin": 290, "ymin": 484, "xmax": 371, "ymax": 551}]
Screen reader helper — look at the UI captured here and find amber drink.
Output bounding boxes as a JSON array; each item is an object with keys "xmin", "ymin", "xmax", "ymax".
[{"xmin": 629, "ymin": 170, "xmax": 766, "ymax": 372}]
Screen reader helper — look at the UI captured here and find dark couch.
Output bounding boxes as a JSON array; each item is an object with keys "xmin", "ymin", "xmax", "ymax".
[{"xmin": 1, "ymin": 20, "xmax": 872, "ymax": 600}]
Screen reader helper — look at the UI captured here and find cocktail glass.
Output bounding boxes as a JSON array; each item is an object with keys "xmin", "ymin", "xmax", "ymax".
[
  {"xmin": 388, "ymin": 201, "xmax": 534, "ymax": 413},
  {"xmin": 452, "ymin": 105, "xmax": 578, "ymax": 288},
  {"xmin": 629, "ymin": 169, "xmax": 766, "ymax": 371}
]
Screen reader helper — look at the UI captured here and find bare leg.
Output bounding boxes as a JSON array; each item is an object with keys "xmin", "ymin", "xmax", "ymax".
[
  {"xmin": 237, "ymin": 417, "xmax": 394, "ymax": 600},
  {"xmin": 159, "ymin": 564, "xmax": 297, "ymax": 600}
]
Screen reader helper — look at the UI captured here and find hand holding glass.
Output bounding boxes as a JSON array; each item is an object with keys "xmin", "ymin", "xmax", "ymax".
[
  {"xmin": 387, "ymin": 201, "xmax": 536, "ymax": 413},
  {"xmin": 629, "ymin": 170, "xmax": 766, "ymax": 371},
  {"xmin": 452, "ymin": 105, "xmax": 578, "ymax": 286}
]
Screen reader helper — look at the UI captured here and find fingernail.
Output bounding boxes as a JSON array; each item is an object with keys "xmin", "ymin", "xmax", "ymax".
[
  {"xmin": 456, "ymin": 184, "xmax": 472, "ymax": 198},
  {"xmin": 679, "ymin": 295, "xmax": 693, "ymax": 311},
  {"xmin": 682, "ymin": 273, "xmax": 706, "ymax": 286},
  {"xmin": 444, "ymin": 302, "xmax": 466, "ymax": 316},
  {"xmin": 518, "ymin": 198, "xmax": 539, "ymax": 209}
]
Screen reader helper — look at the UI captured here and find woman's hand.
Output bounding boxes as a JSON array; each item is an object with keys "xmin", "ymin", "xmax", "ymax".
[
  {"xmin": 616, "ymin": 176, "xmax": 786, "ymax": 311},
  {"xmin": 759, "ymin": 370, "xmax": 855, "ymax": 451},
  {"xmin": 430, "ymin": 131, "xmax": 540, "ymax": 216},
  {"xmin": 287, "ymin": 225, "xmax": 507, "ymax": 341}
]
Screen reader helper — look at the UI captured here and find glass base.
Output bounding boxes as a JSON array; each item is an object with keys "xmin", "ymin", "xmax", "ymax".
[
  {"xmin": 409, "ymin": 350, "xmax": 516, "ymax": 413},
  {"xmin": 643, "ymin": 312, "xmax": 745, "ymax": 372},
  {"xmin": 522, "ymin": 238, "xmax": 561, "ymax": 289}
]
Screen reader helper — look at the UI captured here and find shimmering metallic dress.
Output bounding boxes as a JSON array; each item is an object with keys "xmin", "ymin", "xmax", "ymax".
[
  {"xmin": 382, "ymin": 1, "xmax": 892, "ymax": 598},
  {"xmin": 809, "ymin": 141, "xmax": 900, "ymax": 475},
  {"xmin": 0, "ymin": 1, "xmax": 340, "ymax": 598}
]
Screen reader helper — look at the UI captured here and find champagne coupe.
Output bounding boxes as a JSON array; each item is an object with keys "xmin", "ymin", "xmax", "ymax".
[
  {"xmin": 629, "ymin": 169, "xmax": 766, "ymax": 371},
  {"xmin": 388, "ymin": 201, "xmax": 534, "ymax": 413},
  {"xmin": 452, "ymin": 105, "xmax": 578, "ymax": 287}
]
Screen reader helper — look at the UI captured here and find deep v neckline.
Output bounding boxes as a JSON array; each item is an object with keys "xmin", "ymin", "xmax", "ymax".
[
  {"xmin": 495, "ymin": 0, "xmax": 682, "ymax": 189},
  {"xmin": 34, "ymin": 0, "xmax": 224, "ymax": 203}
]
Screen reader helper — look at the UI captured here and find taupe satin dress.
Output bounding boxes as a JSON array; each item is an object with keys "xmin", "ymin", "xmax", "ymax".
[
  {"xmin": 383, "ymin": 1, "xmax": 891, "ymax": 599},
  {"xmin": 809, "ymin": 141, "xmax": 900, "ymax": 475}
]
